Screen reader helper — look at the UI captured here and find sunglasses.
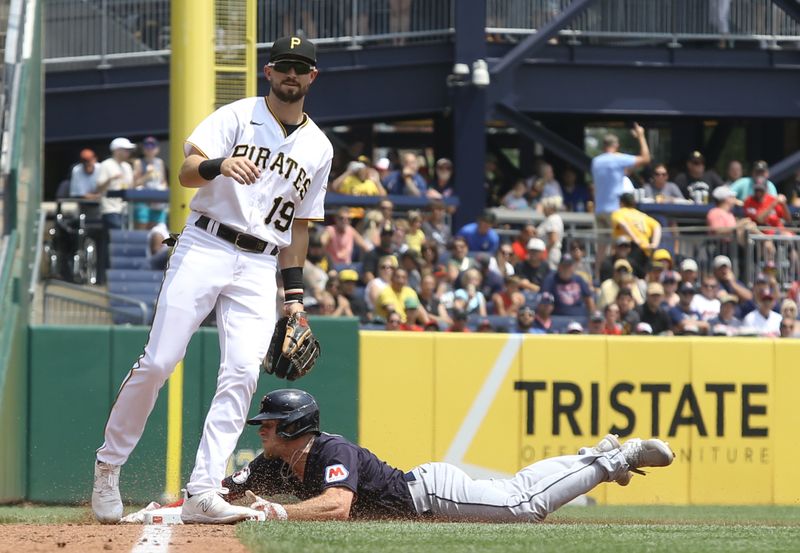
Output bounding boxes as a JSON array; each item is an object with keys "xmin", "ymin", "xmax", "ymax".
[
  {"xmin": 270, "ymin": 60, "xmax": 314, "ymax": 75},
  {"xmin": 380, "ymin": 264, "xmax": 394, "ymax": 269},
  {"xmin": 654, "ymin": 171, "xmax": 668, "ymax": 176}
]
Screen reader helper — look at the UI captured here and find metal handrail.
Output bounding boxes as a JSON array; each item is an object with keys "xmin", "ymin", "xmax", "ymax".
[{"xmin": 43, "ymin": 279, "xmax": 149, "ymax": 324}]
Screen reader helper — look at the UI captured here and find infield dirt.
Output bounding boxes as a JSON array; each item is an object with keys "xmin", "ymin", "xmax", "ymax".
[{"xmin": 0, "ymin": 523, "xmax": 249, "ymax": 553}]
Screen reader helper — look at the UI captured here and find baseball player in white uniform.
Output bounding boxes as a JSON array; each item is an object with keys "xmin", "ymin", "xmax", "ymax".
[{"xmin": 92, "ymin": 36, "xmax": 332, "ymax": 524}]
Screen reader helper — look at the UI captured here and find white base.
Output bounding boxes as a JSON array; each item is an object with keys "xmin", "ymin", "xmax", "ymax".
[{"xmin": 143, "ymin": 507, "xmax": 184, "ymax": 525}]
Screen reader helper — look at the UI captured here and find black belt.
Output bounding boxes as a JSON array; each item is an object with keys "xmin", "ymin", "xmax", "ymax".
[{"xmin": 195, "ymin": 215, "xmax": 279, "ymax": 255}]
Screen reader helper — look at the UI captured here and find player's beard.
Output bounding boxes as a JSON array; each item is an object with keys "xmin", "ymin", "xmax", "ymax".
[{"xmin": 271, "ymin": 79, "xmax": 309, "ymax": 103}]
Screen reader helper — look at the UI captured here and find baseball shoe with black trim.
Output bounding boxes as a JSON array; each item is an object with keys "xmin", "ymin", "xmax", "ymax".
[
  {"xmin": 181, "ymin": 490, "xmax": 264, "ymax": 524},
  {"xmin": 92, "ymin": 461, "xmax": 123, "ymax": 523},
  {"xmin": 578, "ymin": 434, "xmax": 632, "ymax": 486},
  {"xmin": 620, "ymin": 438, "xmax": 675, "ymax": 474}
]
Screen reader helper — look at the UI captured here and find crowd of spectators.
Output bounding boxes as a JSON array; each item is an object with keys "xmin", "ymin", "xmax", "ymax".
[
  {"xmin": 294, "ymin": 145, "xmax": 800, "ymax": 338},
  {"xmin": 59, "ymin": 133, "xmax": 800, "ymax": 337}
]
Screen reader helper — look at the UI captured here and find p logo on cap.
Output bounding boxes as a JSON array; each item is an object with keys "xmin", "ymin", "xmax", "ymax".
[{"xmin": 290, "ymin": 36, "xmax": 301, "ymax": 49}]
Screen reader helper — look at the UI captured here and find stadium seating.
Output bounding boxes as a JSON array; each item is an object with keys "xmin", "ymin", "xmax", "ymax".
[{"xmin": 106, "ymin": 231, "xmax": 162, "ymax": 324}]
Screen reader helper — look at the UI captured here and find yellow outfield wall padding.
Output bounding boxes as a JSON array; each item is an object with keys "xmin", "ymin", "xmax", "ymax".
[{"xmin": 359, "ymin": 334, "xmax": 796, "ymax": 505}]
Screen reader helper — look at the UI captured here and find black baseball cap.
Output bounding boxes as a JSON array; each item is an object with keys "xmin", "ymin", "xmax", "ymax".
[{"xmin": 270, "ymin": 36, "xmax": 317, "ymax": 65}]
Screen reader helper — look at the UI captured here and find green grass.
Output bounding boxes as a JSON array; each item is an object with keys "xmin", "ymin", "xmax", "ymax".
[
  {"xmin": 0, "ymin": 505, "xmax": 93, "ymax": 524},
  {"xmin": 236, "ymin": 506, "xmax": 800, "ymax": 553}
]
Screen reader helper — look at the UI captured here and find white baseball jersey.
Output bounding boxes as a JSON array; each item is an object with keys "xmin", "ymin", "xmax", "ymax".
[{"xmin": 185, "ymin": 97, "xmax": 332, "ymax": 246}]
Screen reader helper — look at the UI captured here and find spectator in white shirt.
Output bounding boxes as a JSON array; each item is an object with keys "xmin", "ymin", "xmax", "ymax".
[
  {"xmin": 743, "ymin": 289, "xmax": 782, "ymax": 336},
  {"xmin": 691, "ymin": 275, "xmax": 722, "ymax": 321}
]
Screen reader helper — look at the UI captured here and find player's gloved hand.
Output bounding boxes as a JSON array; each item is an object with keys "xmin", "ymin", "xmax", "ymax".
[
  {"xmin": 245, "ymin": 490, "xmax": 288, "ymax": 520},
  {"xmin": 262, "ymin": 311, "xmax": 320, "ymax": 381}
]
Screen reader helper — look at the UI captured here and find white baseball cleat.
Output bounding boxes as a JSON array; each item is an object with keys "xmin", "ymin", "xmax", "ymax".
[
  {"xmin": 620, "ymin": 438, "xmax": 675, "ymax": 473},
  {"xmin": 181, "ymin": 490, "xmax": 265, "ymax": 524},
  {"xmin": 92, "ymin": 461, "xmax": 123, "ymax": 523},
  {"xmin": 578, "ymin": 434, "xmax": 632, "ymax": 486}
]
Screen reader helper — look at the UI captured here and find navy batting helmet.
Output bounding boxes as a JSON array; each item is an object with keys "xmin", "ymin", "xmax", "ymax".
[{"xmin": 247, "ymin": 389, "xmax": 320, "ymax": 439}]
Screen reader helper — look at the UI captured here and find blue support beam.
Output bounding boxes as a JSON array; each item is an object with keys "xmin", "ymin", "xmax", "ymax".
[
  {"xmin": 490, "ymin": 0, "xmax": 598, "ymax": 77},
  {"xmin": 451, "ymin": 0, "xmax": 487, "ymax": 230},
  {"xmin": 771, "ymin": 0, "xmax": 800, "ymax": 23},
  {"xmin": 494, "ymin": 103, "xmax": 591, "ymax": 172},
  {"xmin": 769, "ymin": 150, "xmax": 800, "ymax": 183}
]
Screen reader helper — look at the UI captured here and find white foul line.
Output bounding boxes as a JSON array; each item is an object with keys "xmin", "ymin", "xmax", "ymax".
[
  {"xmin": 443, "ymin": 334, "xmax": 522, "ymax": 474},
  {"xmin": 131, "ymin": 525, "xmax": 172, "ymax": 553}
]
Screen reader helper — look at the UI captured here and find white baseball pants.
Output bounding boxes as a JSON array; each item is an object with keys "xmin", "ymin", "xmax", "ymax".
[
  {"xmin": 406, "ymin": 450, "xmax": 628, "ymax": 522},
  {"xmin": 96, "ymin": 222, "xmax": 277, "ymax": 495}
]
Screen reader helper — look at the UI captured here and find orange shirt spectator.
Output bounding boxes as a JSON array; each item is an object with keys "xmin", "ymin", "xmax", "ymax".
[{"xmin": 743, "ymin": 185, "xmax": 791, "ymax": 233}]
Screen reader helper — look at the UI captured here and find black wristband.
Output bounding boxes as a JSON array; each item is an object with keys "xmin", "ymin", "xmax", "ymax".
[
  {"xmin": 281, "ymin": 267, "xmax": 304, "ymax": 304},
  {"xmin": 198, "ymin": 157, "xmax": 225, "ymax": 180}
]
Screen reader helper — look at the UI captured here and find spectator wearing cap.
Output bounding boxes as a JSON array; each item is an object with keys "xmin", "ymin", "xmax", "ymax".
[
  {"xmin": 401, "ymin": 296, "xmax": 428, "ymax": 330},
  {"xmin": 538, "ymin": 196, "xmax": 565, "ymax": 269},
  {"xmin": 691, "ymin": 275, "xmax": 722, "ymax": 321},
  {"xmin": 712, "ymin": 255, "xmax": 752, "ymax": 303},
  {"xmin": 560, "ymin": 167, "xmax": 591, "ymax": 213},
  {"xmin": 679, "ymin": 258, "xmax": 699, "ymax": 287},
  {"xmin": 780, "ymin": 299, "xmax": 800, "ymax": 335},
  {"xmin": 331, "ymin": 156, "xmax": 387, "ymax": 196},
  {"xmin": 707, "ymin": 185, "xmax": 757, "ymax": 251},
  {"xmin": 514, "ymin": 238, "xmax": 551, "ymax": 293},
  {"xmin": 669, "ymin": 283, "xmax": 710, "ymax": 334},
  {"xmin": 97, "ymin": 137, "xmax": 136, "ymax": 230},
  {"xmin": 602, "ymin": 304, "xmax": 623, "ymax": 335},
  {"xmin": 598, "ymin": 258, "xmax": 643, "ymax": 309},
  {"xmin": 743, "ymin": 289, "xmax": 782, "ymax": 336},
  {"xmin": 637, "ymin": 282, "xmax": 673, "ymax": 335},
  {"xmin": 731, "ymin": 160, "xmax": 779, "ymax": 201},
  {"xmin": 673, "ymin": 150, "xmax": 724, "ymax": 200},
  {"xmin": 659, "ymin": 270, "xmax": 681, "ymax": 308},
  {"xmin": 376, "ymin": 268, "xmax": 422, "ymax": 323},
  {"xmin": 365, "ymin": 255, "xmax": 397, "ymax": 313},
  {"xmin": 492, "ymin": 275, "xmax": 526, "ymax": 316},
  {"xmin": 69, "ymin": 149, "xmax": 99, "ymax": 199},
  {"xmin": 587, "ymin": 311, "xmax": 604, "ymax": 334},
  {"xmin": 132, "ymin": 136, "xmax": 168, "ymax": 230},
  {"xmin": 456, "ymin": 211, "xmax": 500, "ymax": 254},
  {"xmin": 616, "ymin": 288, "xmax": 641, "ymax": 334},
  {"xmin": 743, "ymin": 175, "xmax": 792, "ymax": 235},
  {"xmin": 361, "ymin": 223, "xmax": 397, "ymax": 282},
  {"xmin": 738, "ymin": 272, "xmax": 780, "ymax": 319},
  {"xmin": 428, "ymin": 158, "xmax": 455, "ymax": 198},
  {"xmin": 566, "ymin": 321, "xmax": 585, "ymax": 335},
  {"xmin": 590, "ymin": 124, "xmax": 651, "ymax": 278},
  {"xmin": 531, "ymin": 294, "xmax": 555, "ymax": 333},
  {"xmin": 321, "ymin": 207, "xmax": 374, "ymax": 265},
  {"xmin": 611, "ymin": 193, "xmax": 662, "ymax": 271},
  {"xmin": 422, "ymin": 201, "xmax": 452, "ymax": 250},
  {"xmin": 339, "ymin": 269, "xmax": 368, "ymax": 321},
  {"xmin": 502, "ymin": 179, "xmax": 531, "ymax": 210},
  {"xmin": 447, "ymin": 236, "xmax": 479, "ymax": 283},
  {"xmin": 599, "ymin": 236, "xmax": 635, "ymax": 282},
  {"xmin": 375, "ymin": 157, "xmax": 392, "ymax": 181},
  {"xmin": 540, "ymin": 254, "xmax": 595, "ymax": 317},
  {"xmin": 634, "ymin": 322, "xmax": 654, "ymax": 335},
  {"xmin": 708, "ymin": 293, "xmax": 742, "ymax": 332},
  {"xmin": 384, "ymin": 152, "xmax": 429, "ymax": 197},
  {"xmin": 511, "ymin": 224, "xmax": 537, "ymax": 264},
  {"xmin": 643, "ymin": 163, "xmax": 683, "ymax": 203}
]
